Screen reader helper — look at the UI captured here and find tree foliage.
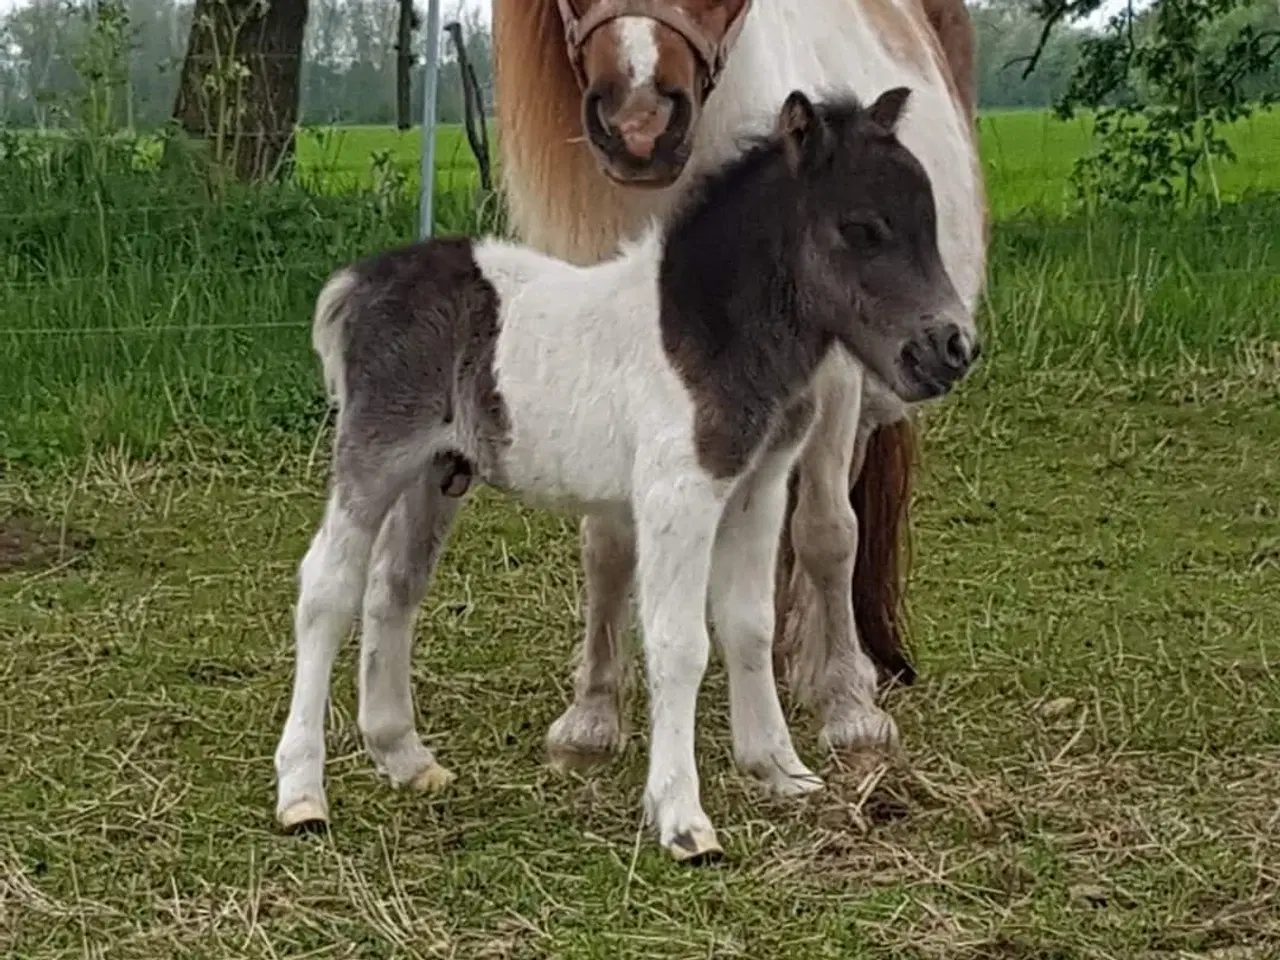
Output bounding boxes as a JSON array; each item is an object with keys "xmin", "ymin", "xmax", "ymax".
[{"xmin": 1025, "ymin": 0, "xmax": 1280, "ymax": 208}]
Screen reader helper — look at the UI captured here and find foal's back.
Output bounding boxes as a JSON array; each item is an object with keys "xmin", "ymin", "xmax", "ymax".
[{"xmin": 321, "ymin": 230, "xmax": 697, "ymax": 512}]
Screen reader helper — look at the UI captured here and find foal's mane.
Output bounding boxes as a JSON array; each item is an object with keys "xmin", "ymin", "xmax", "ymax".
[{"xmin": 669, "ymin": 94, "xmax": 875, "ymax": 227}]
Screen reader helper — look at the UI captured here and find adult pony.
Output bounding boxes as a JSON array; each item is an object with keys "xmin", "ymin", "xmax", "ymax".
[{"xmin": 492, "ymin": 0, "xmax": 987, "ymax": 757}]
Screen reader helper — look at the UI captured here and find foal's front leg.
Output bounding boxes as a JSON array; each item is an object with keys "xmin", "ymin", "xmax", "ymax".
[
  {"xmin": 634, "ymin": 474, "xmax": 726, "ymax": 862},
  {"xmin": 782, "ymin": 357, "xmax": 899, "ymax": 752},
  {"xmin": 546, "ymin": 512, "xmax": 634, "ymax": 770},
  {"xmin": 357, "ymin": 471, "xmax": 460, "ymax": 794},
  {"xmin": 709, "ymin": 454, "xmax": 822, "ymax": 798}
]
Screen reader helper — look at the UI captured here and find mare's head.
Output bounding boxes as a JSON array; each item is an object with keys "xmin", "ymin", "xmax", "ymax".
[
  {"xmin": 556, "ymin": 0, "xmax": 752, "ymax": 186},
  {"xmin": 768, "ymin": 88, "xmax": 979, "ymax": 403}
]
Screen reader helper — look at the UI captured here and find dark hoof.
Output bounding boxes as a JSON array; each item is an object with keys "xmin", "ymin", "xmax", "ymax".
[
  {"xmin": 281, "ymin": 815, "xmax": 329, "ymax": 837},
  {"xmin": 666, "ymin": 827, "xmax": 724, "ymax": 864}
]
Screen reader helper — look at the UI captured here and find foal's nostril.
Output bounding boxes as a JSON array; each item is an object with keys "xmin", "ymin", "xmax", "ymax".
[{"xmin": 944, "ymin": 328, "xmax": 969, "ymax": 370}]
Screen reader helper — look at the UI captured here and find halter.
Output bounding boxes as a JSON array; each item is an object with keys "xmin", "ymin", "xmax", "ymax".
[{"xmin": 555, "ymin": 0, "xmax": 753, "ymax": 99}]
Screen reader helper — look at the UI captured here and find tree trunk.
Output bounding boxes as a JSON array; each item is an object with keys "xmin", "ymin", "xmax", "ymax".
[
  {"xmin": 172, "ymin": 0, "xmax": 309, "ymax": 182},
  {"xmin": 395, "ymin": 0, "xmax": 415, "ymax": 131}
]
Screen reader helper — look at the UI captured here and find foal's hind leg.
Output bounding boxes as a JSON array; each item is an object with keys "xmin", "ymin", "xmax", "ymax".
[
  {"xmin": 546, "ymin": 512, "xmax": 634, "ymax": 770},
  {"xmin": 781, "ymin": 355, "xmax": 898, "ymax": 753},
  {"xmin": 357, "ymin": 466, "xmax": 460, "ymax": 795},
  {"xmin": 275, "ymin": 486, "xmax": 395, "ymax": 831}
]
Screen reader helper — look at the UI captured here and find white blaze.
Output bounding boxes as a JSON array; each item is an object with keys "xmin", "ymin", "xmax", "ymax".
[{"xmin": 616, "ymin": 16, "xmax": 660, "ymax": 86}]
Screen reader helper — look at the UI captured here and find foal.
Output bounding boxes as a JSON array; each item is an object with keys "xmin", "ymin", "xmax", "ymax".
[{"xmin": 274, "ymin": 87, "xmax": 980, "ymax": 862}]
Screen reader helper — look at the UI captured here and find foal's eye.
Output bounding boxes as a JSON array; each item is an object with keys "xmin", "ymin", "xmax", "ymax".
[{"xmin": 840, "ymin": 216, "xmax": 891, "ymax": 250}]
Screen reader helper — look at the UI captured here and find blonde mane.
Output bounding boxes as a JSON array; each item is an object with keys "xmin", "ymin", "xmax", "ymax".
[{"xmin": 493, "ymin": 1, "xmax": 653, "ymax": 264}]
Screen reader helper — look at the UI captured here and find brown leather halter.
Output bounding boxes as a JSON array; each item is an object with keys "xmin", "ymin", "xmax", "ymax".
[{"xmin": 555, "ymin": 0, "xmax": 753, "ymax": 98}]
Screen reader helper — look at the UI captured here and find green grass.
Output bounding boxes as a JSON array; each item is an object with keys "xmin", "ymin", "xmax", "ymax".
[
  {"xmin": 3, "ymin": 359, "xmax": 1277, "ymax": 958},
  {"xmin": 2, "ymin": 109, "xmax": 1279, "ymax": 957},
  {"xmin": 977, "ymin": 106, "xmax": 1280, "ymax": 218},
  {"xmin": 282, "ymin": 108, "xmax": 1280, "ymax": 219}
]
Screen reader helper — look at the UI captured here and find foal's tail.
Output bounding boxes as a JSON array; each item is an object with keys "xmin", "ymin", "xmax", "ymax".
[{"xmin": 312, "ymin": 268, "xmax": 359, "ymax": 408}]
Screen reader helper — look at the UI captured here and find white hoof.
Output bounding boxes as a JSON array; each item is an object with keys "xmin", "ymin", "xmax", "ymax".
[
  {"xmin": 819, "ymin": 705, "xmax": 900, "ymax": 754},
  {"xmin": 545, "ymin": 701, "xmax": 622, "ymax": 772},
  {"xmin": 765, "ymin": 766, "xmax": 825, "ymax": 797},
  {"xmin": 277, "ymin": 796, "xmax": 329, "ymax": 833},
  {"xmin": 740, "ymin": 751, "xmax": 825, "ymax": 797},
  {"xmin": 408, "ymin": 764, "xmax": 455, "ymax": 794}
]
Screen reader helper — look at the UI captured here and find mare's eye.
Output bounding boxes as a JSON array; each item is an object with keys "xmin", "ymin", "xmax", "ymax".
[{"xmin": 840, "ymin": 216, "xmax": 891, "ymax": 250}]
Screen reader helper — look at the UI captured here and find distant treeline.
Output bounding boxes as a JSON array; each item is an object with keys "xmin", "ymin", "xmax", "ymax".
[
  {"xmin": 0, "ymin": 0, "xmax": 491, "ymax": 128},
  {"xmin": 4, "ymin": 0, "xmax": 1280, "ymax": 128}
]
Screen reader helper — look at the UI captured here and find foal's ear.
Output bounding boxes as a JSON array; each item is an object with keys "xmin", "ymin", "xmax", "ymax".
[
  {"xmin": 776, "ymin": 89, "xmax": 828, "ymax": 173},
  {"xmin": 868, "ymin": 86, "xmax": 912, "ymax": 133}
]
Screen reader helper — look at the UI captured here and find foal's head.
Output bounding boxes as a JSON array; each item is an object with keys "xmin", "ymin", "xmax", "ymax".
[
  {"xmin": 556, "ymin": 0, "xmax": 752, "ymax": 186},
  {"xmin": 768, "ymin": 88, "xmax": 979, "ymax": 403}
]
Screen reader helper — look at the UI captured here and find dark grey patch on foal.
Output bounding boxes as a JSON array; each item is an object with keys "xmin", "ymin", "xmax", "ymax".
[
  {"xmin": 323, "ymin": 237, "xmax": 512, "ymax": 494},
  {"xmin": 657, "ymin": 91, "xmax": 959, "ymax": 480}
]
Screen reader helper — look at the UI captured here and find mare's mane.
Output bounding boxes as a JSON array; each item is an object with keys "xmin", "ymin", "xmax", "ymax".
[{"xmin": 493, "ymin": 0, "xmax": 640, "ymax": 262}]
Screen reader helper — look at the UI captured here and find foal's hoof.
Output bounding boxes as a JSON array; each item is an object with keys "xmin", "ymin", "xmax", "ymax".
[
  {"xmin": 408, "ymin": 764, "xmax": 456, "ymax": 794},
  {"xmin": 277, "ymin": 797, "xmax": 330, "ymax": 834},
  {"xmin": 666, "ymin": 827, "xmax": 724, "ymax": 865}
]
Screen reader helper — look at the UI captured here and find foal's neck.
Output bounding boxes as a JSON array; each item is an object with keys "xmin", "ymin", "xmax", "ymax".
[{"xmin": 656, "ymin": 160, "xmax": 832, "ymax": 388}]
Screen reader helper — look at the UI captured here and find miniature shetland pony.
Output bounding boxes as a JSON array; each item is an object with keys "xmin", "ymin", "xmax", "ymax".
[{"xmin": 273, "ymin": 88, "xmax": 980, "ymax": 861}]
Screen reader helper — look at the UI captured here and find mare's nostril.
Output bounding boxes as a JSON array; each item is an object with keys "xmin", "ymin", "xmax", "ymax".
[{"xmin": 593, "ymin": 95, "xmax": 612, "ymax": 137}]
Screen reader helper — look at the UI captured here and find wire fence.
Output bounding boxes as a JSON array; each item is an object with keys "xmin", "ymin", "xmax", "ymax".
[{"xmin": 3, "ymin": 0, "xmax": 1280, "ymax": 464}]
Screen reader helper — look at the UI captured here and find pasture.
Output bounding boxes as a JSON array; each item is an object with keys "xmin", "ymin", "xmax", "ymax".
[{"xmin": 1, "ymin": 109, "xmax": 1278, "ymax": 958}]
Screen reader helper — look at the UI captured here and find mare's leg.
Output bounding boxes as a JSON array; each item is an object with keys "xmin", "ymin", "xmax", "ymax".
[
  {"xmin": 783, "ymin": 356, "xmax": 899, "ymax": 752},
  {"xmin": 546, "ymin": 512, "xmax": 635, "ymax": 770},
  {"xmin": 357, "ymin": 466, "xmax": 460, "ymax": 794},
  {"xmin": 633, "ymin": 473, "xmax": 727, "ymax": 862},
  {"xmin": 709, "ymin": 454, "xmax": 822, "ymax": 797}
]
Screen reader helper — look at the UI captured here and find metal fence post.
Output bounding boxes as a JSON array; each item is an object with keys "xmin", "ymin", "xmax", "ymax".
[{"xmin": 418, "ymin": 0, "xmax": 443, "ymax": 240}]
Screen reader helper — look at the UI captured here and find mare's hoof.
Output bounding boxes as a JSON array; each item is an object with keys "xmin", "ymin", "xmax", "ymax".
[
  {"xmin": 277, "ymin": 797, "xmax": 330, "ymax": 834},
  {"xmin": 409, "ymin": 764, "xmax": 456, "ymax": 794},
  {"xmin": 665, "ymin": 827, "xmax": 724, "ymax": 865},
  {"xmin": 545, "ymin": 706, "xmax": 621, "ymax": 772},
  {"xmin": 546, "ymin": 741, "xmax": 617, "ymax": 773},
  {"xmin": 819, "ymin": 707, "xmax": 901, "ymax": 755}
]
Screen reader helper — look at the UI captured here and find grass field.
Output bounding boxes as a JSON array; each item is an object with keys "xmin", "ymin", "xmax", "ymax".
[
  {"xmin": 2, "ymin": 111, "xmax": 1279, "ymax": 958},
  {"xmin": 292, "ymin": 107, "xmax": 1280, "ymax": 220}
]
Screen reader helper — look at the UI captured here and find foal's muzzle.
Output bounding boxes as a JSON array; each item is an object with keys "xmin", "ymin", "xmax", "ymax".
[{"xmin": 896, "ymin": 323, "xmax": 982, "ymax": 402}]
